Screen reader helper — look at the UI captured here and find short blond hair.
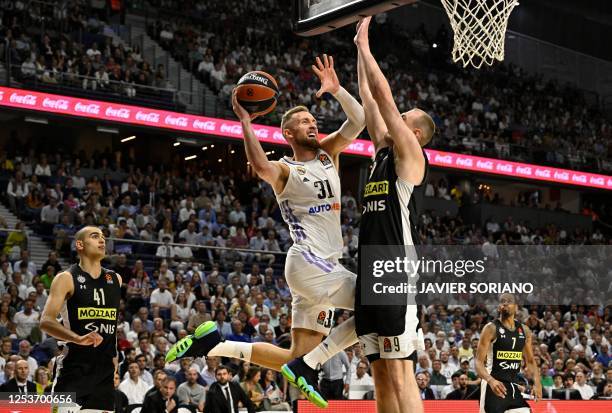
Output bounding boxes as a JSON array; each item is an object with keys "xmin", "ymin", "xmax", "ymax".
[
  {"xmin": 408, "ymin": 108, "xmax": 435, "ymax": 146},
  {"xmin": 280, "ymin": 106, "xmax": 309, "ymax": 134}
]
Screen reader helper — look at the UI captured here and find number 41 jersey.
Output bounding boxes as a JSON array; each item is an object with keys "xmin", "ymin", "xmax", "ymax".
[
  {"xmin": 277, "ymin": 149, "xmax": 343, "ymax": 261},
  {"xmin": 60, "ymin": 264, "xmax": 121, "ymax": 360}
]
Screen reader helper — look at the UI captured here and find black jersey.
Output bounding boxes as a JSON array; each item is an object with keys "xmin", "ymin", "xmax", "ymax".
[
  {"xmin": 358, "ymin": 146, "xmax": 428, "ymax": 247},
  {"xmin": 355, "ymin": 146, "xmax": 428, "ymax": 338},
  {"xmin": 488, "ymin": 319, "xmax": 527, "ymax": 383},
  {"xmin": 61, "ymin": 264, "xmax": 121, "ymax": 360}
]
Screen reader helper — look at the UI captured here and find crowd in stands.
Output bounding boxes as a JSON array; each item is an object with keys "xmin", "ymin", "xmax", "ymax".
[
  {"xmin": 0, "ymin": 143, "xmax": 611, "ymax": 410},
  {"xmin": 143, "ymin": 0, "xmax": 612, "ymax": 173},
  {"xmin": 0, "ymin": 0, "xmax": 175, "ymax": 106}
]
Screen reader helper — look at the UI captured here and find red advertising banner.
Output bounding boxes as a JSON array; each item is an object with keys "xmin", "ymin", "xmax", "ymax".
[
  {"xmin": 1, "ymin": 86, "xmax": 610, "ymax": 190},
  {"xmin": 297, "ymin": 400, "xmax": 612, "ymax": 413}
]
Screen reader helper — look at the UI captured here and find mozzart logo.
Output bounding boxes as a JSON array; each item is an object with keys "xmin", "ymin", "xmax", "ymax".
[
  {"xmin": 496, "ymin": 351, "xmax": 522, "ymax": 360},
  {"xmin": 77, "ymin": 307, "xmax": 117, "ymax": 320}
]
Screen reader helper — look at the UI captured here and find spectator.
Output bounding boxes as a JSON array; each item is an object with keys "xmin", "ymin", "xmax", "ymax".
[
  {"xmin": 446, "ymin": 374, "xmax": 479, "ymax": 400},
  {"xmin": 177, "ymin": 366, "xmax": 207, "ymax": 411},
  {"xmin": 0, "ymin": 361, "xmax": 15, "ymax": 385},
  {"xmin": 118, "ymin": 361, "xmax": 151, "ymax": 405},
  {"xmin": 204, "ymin": 365, "xmax": 255, "ymax": 413},
  {"xmin": 150, "ymin": 279, "xmax": 173, "ymax": 319},
  {"xmin": 259, "ymin": 368, "xmax": 290, "ymax": 411},
  {"xmin": 416, "ymin": 371, "xmax": 436, "ymax": 400},
  {"xmin": 13, "ymin": 299, "xmax": 40, "ymax": 342},
  {"xmin": 320, "ymin": 351, "xmax": 351, "ymax": 401},
  {"xmin": 572, "ymin": 370, "xmax": 594, "ymax": 400},
  {"xmin": 430, "ymin": 359, "xmax": 448, "ymax": 385},
  {"xmin": 142, "ymin": 376, "xmax": 179, "ymax": 413},
  {"xmin": 0, "ymin": 359, "xmax": 36, "ymax": 393},
  {"xmin": 114, "ymin": 372, "xmax": 129, "ymax": 413},
  {"xmin": 347, "ymin": 361, "xmax": 374, "ymax": 400}
]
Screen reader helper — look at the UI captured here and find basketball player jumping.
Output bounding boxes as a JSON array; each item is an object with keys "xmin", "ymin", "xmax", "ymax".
[
  {"xmin": 41, "ymin": 226, "xmax": 121, "ymax": 412},
  {"xmin": 475, "ymin": 293, "xmax": 542, "ymax": 413},
  {"xmin": 166, "ymin": 54, "xmax": 365, "ymax": 408}
]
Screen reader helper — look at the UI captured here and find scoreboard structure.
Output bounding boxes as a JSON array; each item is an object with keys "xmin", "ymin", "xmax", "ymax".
[{"xmin": 293, "ymin": 0, "xmax": 417, "ymax": 36}]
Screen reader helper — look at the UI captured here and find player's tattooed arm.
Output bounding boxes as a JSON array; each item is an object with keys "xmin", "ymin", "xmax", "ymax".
[
  {"xmin": 523, "ymin": 325, "xmax": 542, "ymax": 402},
  {"xmin": 40, "ymin": 271, "xmax": 103, "ymax": 347},
  {"xmin": 355, "ymin": 16, "xmax": 425, "ymax": 185},
  {"xmin": 475, "ymin": 322, "xmax": 507, "ymax": 398},
  {"xmin": 232, "ymin": 89, "xmax": 290, "ymax": 194}
]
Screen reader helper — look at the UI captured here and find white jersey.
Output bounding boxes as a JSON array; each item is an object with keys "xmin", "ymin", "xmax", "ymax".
[{"xmin": 277, "ymin": 149, "xmax": 343, "ymax": 260}]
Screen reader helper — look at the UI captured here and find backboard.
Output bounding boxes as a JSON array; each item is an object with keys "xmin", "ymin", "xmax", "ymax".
[{"xmin": 293, "ymin": 0, "xmax": 417, "ymax": 36}]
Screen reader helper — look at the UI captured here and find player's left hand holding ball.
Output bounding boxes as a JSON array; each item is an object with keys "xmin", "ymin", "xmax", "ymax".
[{"xmin": 312, "ymin": 54, "xmax": 340, "ymax": 97}]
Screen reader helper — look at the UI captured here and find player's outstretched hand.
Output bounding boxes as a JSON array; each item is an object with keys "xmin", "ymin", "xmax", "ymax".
[
  {"xmin": 77, "ymin": 331, "xmax": 103, "ymax": 347},
  {"xmin": 232, "ymin": 88, "xmax": 258, "ymax": 121},
  {"xmin": 489, "ymin": 378, "xmax": 507, "ymax": 398},
  {"xmin": 312, "ymin": 54, "xmax": 340, "ymax": 98},
  {"xmin": 531, "ymin": 384, "xmax": 542, "ymax": 402},
  {"xmin": 354, "ymin": 16, "xmax": 371, "ymax": 47}
]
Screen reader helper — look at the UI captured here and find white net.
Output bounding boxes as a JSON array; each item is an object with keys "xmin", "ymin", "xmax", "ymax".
[{"xmin": 440, "ymin": 0, "xmax": 519, "ymax": 69}]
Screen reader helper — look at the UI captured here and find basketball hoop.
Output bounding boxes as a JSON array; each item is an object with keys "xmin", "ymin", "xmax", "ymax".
[{"xmin": 440, "ymin": 0, "xmax": 519, "ymax": 69}]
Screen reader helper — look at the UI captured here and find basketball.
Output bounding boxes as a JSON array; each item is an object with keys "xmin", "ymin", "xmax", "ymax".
[{"xmin": 235, "ymin": 71, "xmax": 279, "ymax": 117}]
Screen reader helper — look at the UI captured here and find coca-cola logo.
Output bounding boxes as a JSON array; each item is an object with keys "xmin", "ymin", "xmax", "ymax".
[
  {"xmin": 9, "ymin": 93, "xmax": 37, "ymax": 106},
  {"xmin": 349, "ymin": 142, "xmax": 364, "ymax": 152},
  {"xmin": 516, "ymin": 166, "xmax": 532, "ymax": 175},
  {"xmin": 455, "ymin": 157, "xmax": 473, "ymax": 167},
  {"xmin": 607, "ymin": 179, "xmax": 612, "ymax": 187},
  {"xmin": 136, "ymin": 111, "xmax": 160, "ymax": 123},
  {"xmin": 367, "ymin": 144, "xmax": 375, "ymax": 154},
  {"xmin": 434, "ymin": 154, "xmax": 453, "ymax": 164},
  {"xmin": 571, "ymin": 174, "xmax": 587, "ymax": 183},
  {"xmin": 476, "ymin": 160, "xmax": 493, "ymax": 170},
  {"xmin": 535, "ymin": 168, "xmax": 551, "ymax": 178},
  {"xmin": 273, "ymin": 131, "xmax": 284, "ymax": 141},
  {"xmin": 554, "ymin": 171, "xmax": 569, "ymax": 181},
  {"xmin": 590, "ymin": 176, "xmax": 604, "ymax": 185},
  {"xmin": 254, "ymin": 128, "xmax": 269, "ymax": 139},
  {"xmin": 192, "ymin": 119, "xmax": 216, "ymax": 131},
  {"xmin": 220, "ymin": 123, "xmax": 243, "ymax": 135},
  {"xmin": 74, "ymin": 102, "xmax": 100, "ymax": 114},
  {"xmin": 496, "ymin": 163, "xmax": 513, "ymax": 173},
  {"xmin": 42, "ymin": 97, "xmax": 69, "ymax": 110},
  {"xmin": 164, "ymin": 115, "xmax": 188, "ymax": 127},
  {"xmin": 0, "ymin": 91, "xmax": 4, "ymax": 101},
  {"xmin": 105, "ymin": 106, "xmax": 130, "ymax": 119}
]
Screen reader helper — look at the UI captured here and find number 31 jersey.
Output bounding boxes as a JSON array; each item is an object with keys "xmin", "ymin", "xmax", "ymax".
[
  {"xmin": 277, "ymin": 149, "xmax": 343, "ymax": 260},
  {"xmin": 60, "ymin": 264, "xmax": 121, "ymax": 360}
]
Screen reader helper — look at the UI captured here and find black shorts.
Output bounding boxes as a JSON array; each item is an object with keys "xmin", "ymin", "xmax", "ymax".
[
  {"xmin": 52, "ymin": 354, "xmax": 115, "ymax": 410},
  {"xmin": 480, "ymin": 381, "xmax": 530, "ymax": 413}
]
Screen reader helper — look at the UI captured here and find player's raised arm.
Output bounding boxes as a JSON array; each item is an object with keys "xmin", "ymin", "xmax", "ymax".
[
  {"xmin": 475, "ymin": 322, "xmax": 507, "ymax": 398},
  {"xmin": 357, "ymin": 37, "xmax": 388, "ymax": 154},
  {"xmin": 232, "ymin": 89, "xmax": 289, "ymax": 194},
  {"xmin": 355, "ymin": 17, "xmax": 426, "ymax": 185},
  {"xmin": 522, "ymin": 326, "xmax": 542, "ymax": 402},
  {"xmin": 40, "ymin": 271, "xmax": 102, "ymax": 346},
  {"xmin": 315, "ymin": 54, "xmax": 366, "ymax": 164}
]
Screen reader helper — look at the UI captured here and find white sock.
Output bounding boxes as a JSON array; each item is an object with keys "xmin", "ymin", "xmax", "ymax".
[
  {"xmin": 303, "ymin": 316, "xmax": 358, "ymax": 369},
  {"xmin": 208, "ymin": 341, "xmax": 253, "ymax": 361}
]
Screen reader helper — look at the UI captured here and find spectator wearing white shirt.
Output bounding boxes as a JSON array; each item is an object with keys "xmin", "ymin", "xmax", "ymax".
[
  {"xmin": 348, "ymin": 361, "xmax": 374, "ymax": 399},
  {"xmin": 7, "ymin": 172, "xmax": 28, "ymax": 213},
  {"xmin": 150, "ymin": 280, "xmax": 174, "ymax": 319},
  {"xmin": 13, "ymin": 299, "xmax": 40, "ymax": 341},
  {"xmin": 179, "ymin": 222, "xmax": 199, "ymax": 245},
  {"xmin": 155, "ymin": 236, "xmax": 176, "ymax": 261},
  {"xmin": 119, "ymin": 362, "xmax": 151, "ymax": 405},
  {"xmin": 17, "ymin": 341, "xmax": 38, "ymax": 380},
  {"xmin": 179, "ymin": 201, "xmax": 196, "ymax": 223},
  {"xmin": 174, "ymin": 238, "xmax": 194, "ymax": 261},
  {"xmin": 573, "ymin": 371, "xmax": 594, "ymax": 400}
]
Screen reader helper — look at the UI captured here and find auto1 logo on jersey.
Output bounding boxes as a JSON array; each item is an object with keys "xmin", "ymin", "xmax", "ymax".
[{"xmin": 78, "ymin": 307, "xmax": 117, "ymax": 334}]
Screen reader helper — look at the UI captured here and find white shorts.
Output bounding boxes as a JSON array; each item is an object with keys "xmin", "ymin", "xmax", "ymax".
[
  {"xmin": 284, "ymin": 248, "xmax": 356, "ymax": 334},
  {"xmin": 359, "ymin": 305, "xmax": 425, "ymax": 360}
]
